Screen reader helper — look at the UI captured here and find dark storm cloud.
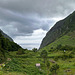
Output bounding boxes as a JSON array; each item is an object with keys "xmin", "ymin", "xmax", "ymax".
[
  {"xmin": 0, "ymin": 0, "xmax": 75, "ymax": 17},
  {"xmin": 0, "ymin": 7, "xmax": 52, "ymax": 37},
  {"xmin": 0, "ymin": 0, "xmax": 75, "ymax": 37}
]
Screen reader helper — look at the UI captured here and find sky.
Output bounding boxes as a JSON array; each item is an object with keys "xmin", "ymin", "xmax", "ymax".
[{"xmin": 0, "ymin": 0, "xmax": 75, "ymax": 50}]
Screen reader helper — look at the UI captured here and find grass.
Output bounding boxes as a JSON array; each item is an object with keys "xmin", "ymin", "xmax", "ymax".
[
  {"xmin": 0, "ymin": 49, "xmax": 74, "ymax": 75},
  {"xmin": 40, "ymin": 34, "xmax": 75, "ymax": 52},
  {"xmin": 4, "ymin": 72, "xmax": 25, "ymax": 75}
]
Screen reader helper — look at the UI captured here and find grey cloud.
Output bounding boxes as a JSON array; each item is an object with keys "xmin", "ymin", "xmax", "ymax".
[
  {"xmin": 0, "ymin": 0, "xmax": 75, "ymax": 38},
  {"xmin": 0, "ymin": 7, "xmax": 52, "ymax": 37},
  {"xmin": 0, "ymin": 0, "xmax": 75, "ymax": 17}
]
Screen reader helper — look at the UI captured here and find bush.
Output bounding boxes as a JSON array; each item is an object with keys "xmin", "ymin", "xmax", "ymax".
[
  {"xmin": 50, "ymin": 64, "xmax": 59, "ymax": 74},
  {"xmin": 60, "ymin": 45, "xmax": 73, "ymax": 51},
  {"xmin": 32, "ymin": 48, "xmax": 38, "ymax": 52},
  {"xmin": 54, "ymin": 56, "xmax": 59, "ymax": 61},
  {"xmin": 56, "ymin": 44, "xmax": 62, "ymax": 50},
  {"xmin": 62, "ymin": 54, "xmax": 68, "ymax": 60},
  {"xmin": 16, "ymin": 48, "xmax": 25, "ymax": 55},
  {"xmin": 46, "ymin": 60, "xmax": 50, "ymax": 69},
  {"xmin": 40, "ymin": 50, "xmax": 48, "ymax": 63},
  {"xmin": 0, "ymin": 48, "xmax": 6, "ymax": 63},
  {"xmin": 68, "ymin": 54, "xmax": 73, "ymax": 58},
  {"xmin": 62, "ymin": 53, "xmax": 73, "ymax": 60}
]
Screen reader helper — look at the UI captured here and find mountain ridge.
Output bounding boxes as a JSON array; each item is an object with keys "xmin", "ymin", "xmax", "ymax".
[
  {"xmin": 40, "ymin": 11, "xmax": 75, "ymax": 49},
  {"xmin": 0, "ymin": 29, "xmax": 13, "ymax": 41},
  {"xmin": 0, "ymin": 29, "xmax": 21, "ymax": 63}
]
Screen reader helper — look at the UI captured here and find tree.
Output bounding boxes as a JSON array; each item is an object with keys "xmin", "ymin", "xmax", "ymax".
[
  {"xmin": 40, "ymin": 50, "xmax": 48, "ymax": 63},
  {"xmin": 0, "ymin": 32, "xmax": 2, "ymax": 37},
  {"xmin": 56, "ymin": 44, "xmax": 62, "ymax": 50},
  {"xmin": 32, "ymin": 48, "xmax": 37, "ymax": 52},
  {"xmin": 50, "ymin": 64, "xmax": 59, "ymax": 74},
  {"xmin": 46, "ymin": 60, "xmax": 50, "ymax": 69},
  {"xmin": 16, "ymin": 48, "xmax": 25, "ymax": 55},
  {"xmin": 46, "ymin": 60, "xmax": 50, "ymax": 75}
]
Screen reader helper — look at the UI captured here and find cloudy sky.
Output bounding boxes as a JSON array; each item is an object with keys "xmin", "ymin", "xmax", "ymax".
[{"xmin": 0, "ymin": 0, "xmax": 75, "ymax": 49}]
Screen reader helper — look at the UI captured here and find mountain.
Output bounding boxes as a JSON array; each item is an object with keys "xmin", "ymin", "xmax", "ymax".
[
  {"xmin": 40, "ymin": 11, "xmax": 75, "ymax": 49},
  {"xmin": 0, "ymin": 29, "xmax": 13, "ymax": 41},
  {"xmin": 0, "ymin": 30, "xmax": 21, "ymax": 63}
]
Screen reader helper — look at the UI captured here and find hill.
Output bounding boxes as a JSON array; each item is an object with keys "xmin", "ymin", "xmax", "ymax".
[
  {"xmin": 40, "ymin": 11, "xmax": 75, "ymax": 49},
  {"xmin": 0, "ymin": 30, "xmax": 21, "ymax": 63},
  {"xmin": 0, "ymin": 29, "xmax": 13, "ymax": 41}
]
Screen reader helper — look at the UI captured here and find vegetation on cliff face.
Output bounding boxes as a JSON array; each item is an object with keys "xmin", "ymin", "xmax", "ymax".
[
  {"xmin": 40, "ymin": 11, "xmax": 75, "ymax": 49},
  {"xmin": 0, "ymin": 31, "xmax": 21, "ymax": 64},
  {"xmin": 0, "ymin": 29, "xmax": 13, "ymax": 42}
]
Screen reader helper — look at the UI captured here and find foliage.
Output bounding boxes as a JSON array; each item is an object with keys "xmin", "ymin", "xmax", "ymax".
[
  {"xmin": 40, "ymin": 35, "xmax": 75, "ymax": 52},
  {"xmin": 56, "ymin": 44, "xmax": 62, "ymax": 50},
  {"xmin": 2, "ymin": 49, "xmax": 75, "ymax": 75},
  {"xmin": 0, "ymin": 32, "xmax": 21, "ymax": 63},
  {"xmin": 40, "ymin": 50, "xmax": 48, "ymax": 63},
  {"xmin": 4, "ymin": 57, "xmax": 46, "ymax": 75},
  {"xmin": 16, "ymin": 48, "xmax": 25, "ymax": 55},
  {"xmin": 50, "ymin": 64, "xmax": 59, "ymax": 74},
  {"xmin": 62, "ymin": 53, "xmax": 73, "ymax": 60},
  {"xmin": 0, "ymin": 63, "xmax": 5, "ymax": 75},
  {"xmin": 0, "ymin": 47, "xmax": 6, "ymax": 63},
  {"xmin": 46, "ymin": 60, "xmax": 50, "ymax": 69},
  {"xmin": 54, "ymin": 56, "xmax": 59, "ymax": 61},
  {"xmin": 0, "ymin": 32, "xmax": 21, "ymax": 51},
  {"xmin": 32, "ymin": 48, "xmax": 38, "ymax": 52}
]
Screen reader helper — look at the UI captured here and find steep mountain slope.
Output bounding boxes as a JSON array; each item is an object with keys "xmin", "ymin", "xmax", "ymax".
[
  {"xmin": 40, "ymin": 11, "xmax": 75, "ymax": 49},
  {"xmin": 0, "ymin": 30, "xmax": 21, "ymax": 63},
  {"xmin": 0, "ymin": 29, "xmax": 13, "ymax": 41}
]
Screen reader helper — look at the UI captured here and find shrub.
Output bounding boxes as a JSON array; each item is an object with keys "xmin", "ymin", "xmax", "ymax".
[
  {"xmin": 46, "ymin": 60, "xmax": 50, "ymax": 69},
  {"xmin": 0, "ymin": 48, "xmax": 6, "ymax": 63},
  {"xmin": 54, "ymin": 56, "xmax": 59, "ymax": 61},
  {"xmin": 60, "ymin": 45, "xmax": 73, "ymax": 51},
  {"xmin": 73, "ymin": 63, "xmax": 75, "ymax": 66},
  {"xmin": 32, "ymin": 48, "xmax": 38, "ymax": 52},
  {"xmin": 56, "ymin": 44, "xmax": 62, "ymax": 50},
  {"xmin": 62, "ymin": 54, "xmax": 68, "ymax": 60},
  {"xmin": 51, "ymin": 47, "xmax": 53, "ymax": 49},
  {"xmin": 50, "ymin": 64, "xmax": 59, "ymax": 74},
  {"xmin": 62, "ymin": 53, "xmax": 73, "ymax": 60},
  {"xmin": 40, "ymin": 50, "xmax": 48, "ymax": 63},
  {"xmin": 16, "ymin": 48, "xmax": 25, "ymax": 55},
  {"xmin": 68, "ymin": 54, "xmax": 73, "ymax": 58}
]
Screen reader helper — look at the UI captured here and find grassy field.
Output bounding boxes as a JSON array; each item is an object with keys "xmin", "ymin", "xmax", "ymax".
[
  {"xmin": 0, "ymin": 48, "xmax": 75, "ymax": 75},
  {"xmin": 40, "ymin": 34, "xmax": 75, "ymax": 52}
]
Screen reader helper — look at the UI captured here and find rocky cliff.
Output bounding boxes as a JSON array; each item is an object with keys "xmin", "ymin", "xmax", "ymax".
[{"xmin": 40, "ymin": 11, "xmax": 75, "ymax": 49}]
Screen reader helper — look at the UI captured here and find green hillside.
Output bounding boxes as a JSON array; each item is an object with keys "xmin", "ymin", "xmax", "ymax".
[
  {"xmin": 0, "ymin": 29, "xmax": 13, "ymax": 41},
  {"xmin": 40, "ymin": 31, "xmax": 75, "ymax": 51},
  {"xmin": 0, "ymin": 29, "xmax": 75, "ymax": 75},
  {"xmin": 0, "ymin": 31, "xmax": 21, "ymax": 64},
  {"xmin": 40, "ymin": 11, "xmax": 75, "ymax": 49}
]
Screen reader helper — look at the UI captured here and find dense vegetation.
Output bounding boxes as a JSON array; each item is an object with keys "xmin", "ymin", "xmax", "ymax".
[
  {"xmin": 0, "ymin": 31, "xmax": 75, "ymax": 75},
  {"xmin": 0, "ymin": 44, "xmax": 75, "ymax": 75},
  {"xmin": 0, "ymin": 31, "xmax": 21, "ymax": 64}
]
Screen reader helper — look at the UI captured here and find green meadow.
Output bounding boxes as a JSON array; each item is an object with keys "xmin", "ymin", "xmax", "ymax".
[{"xmin": 0, "ymin": 47, "xmax": 75, "ymax": 75}]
